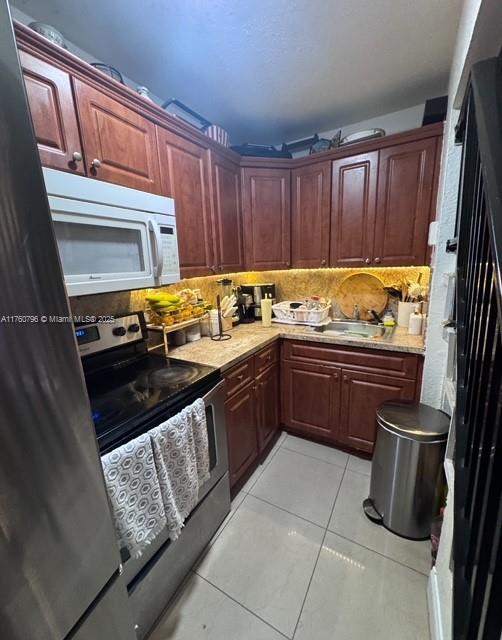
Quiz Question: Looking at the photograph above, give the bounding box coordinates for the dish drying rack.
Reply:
[272,301,331,326]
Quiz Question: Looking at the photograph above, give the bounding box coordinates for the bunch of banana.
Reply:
[145,292,183,314]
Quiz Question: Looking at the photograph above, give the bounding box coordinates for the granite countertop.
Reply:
[166,322,424,372]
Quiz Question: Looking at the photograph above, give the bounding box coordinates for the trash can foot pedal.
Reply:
[363,498,383,524]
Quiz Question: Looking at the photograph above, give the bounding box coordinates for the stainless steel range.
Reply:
[78,312,230,639]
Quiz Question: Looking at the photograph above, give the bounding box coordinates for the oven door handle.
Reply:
[148,218,164,279]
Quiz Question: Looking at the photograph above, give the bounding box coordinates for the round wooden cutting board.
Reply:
[337,273,388,321]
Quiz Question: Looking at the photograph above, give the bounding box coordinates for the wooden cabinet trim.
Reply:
[225,356,255,398]
[254,342,279,376]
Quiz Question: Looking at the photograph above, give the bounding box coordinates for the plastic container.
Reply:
[408,306,423,335]
[397,301,415,327]
[171,329,186,346]
[272,300,331,325]
[186,324,201,342]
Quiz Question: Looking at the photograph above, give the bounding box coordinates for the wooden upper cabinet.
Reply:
[156,127,214,277]
[291,162,331,268]
[330,152,378,267]
[73,79,161,193]
[19,50,84,174]
[373,138,437,266]
[339,369,416,453]
[210,152,244,273]
[241,167,291,270]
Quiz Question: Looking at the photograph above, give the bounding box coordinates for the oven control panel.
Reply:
[76,313,144,356]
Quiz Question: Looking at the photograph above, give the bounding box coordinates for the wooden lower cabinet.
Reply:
[281,360,340,441]
[224,347,281,489]
[225,382,258,488]
[256,362,280,452]
[281,341,421,454]
[339,369,416,453]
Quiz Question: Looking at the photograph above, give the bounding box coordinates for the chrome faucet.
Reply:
[352,304,360,321]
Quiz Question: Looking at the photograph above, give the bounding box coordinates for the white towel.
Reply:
[149,398,210,542]
[101,433,167,559]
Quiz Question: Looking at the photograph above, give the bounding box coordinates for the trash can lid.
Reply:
[376,400,450,442]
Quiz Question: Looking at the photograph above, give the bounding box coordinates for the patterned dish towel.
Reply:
[101,433,167,559]
[149,398,210,542]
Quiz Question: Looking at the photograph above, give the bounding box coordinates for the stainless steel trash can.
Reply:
[363,400,449,540]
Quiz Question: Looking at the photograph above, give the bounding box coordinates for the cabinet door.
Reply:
[373,138,437,266]
[241,167,291,270]
[210,152,244,273]
[340,370,416,453]
[225,383,259,488]
[157,127,215,277]
[330,152,378,267]
[256,363,280,453]
[73,79,161,193]
[19,50,84,174]
[281,360,340,441]
[291,162,331,267]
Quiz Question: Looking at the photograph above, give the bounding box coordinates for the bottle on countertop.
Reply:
[260,294,273,328]
[408,305,423,335]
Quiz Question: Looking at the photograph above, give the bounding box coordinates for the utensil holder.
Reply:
[397,301,415,327]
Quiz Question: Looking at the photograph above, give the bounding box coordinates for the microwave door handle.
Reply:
[148,219,164,279]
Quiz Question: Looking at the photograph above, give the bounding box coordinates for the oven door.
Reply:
[50,196,156,296]
[119,378,228,586]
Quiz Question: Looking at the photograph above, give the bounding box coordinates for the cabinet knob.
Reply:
[374,257,381,264]
[285,261,291,268]
[321,259,327,266]
[91,158,102,169]
[237,374,244,381]
[211,265,217,273]
[343,375,348,383]
[333,372,339,381]
[219,265,224,271]
[365,258,371,265]
[72,151,82,162]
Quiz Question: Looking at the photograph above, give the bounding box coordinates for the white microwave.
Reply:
[43,168,180,296]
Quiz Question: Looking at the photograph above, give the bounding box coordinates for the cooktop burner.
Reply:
[83,352,220,452]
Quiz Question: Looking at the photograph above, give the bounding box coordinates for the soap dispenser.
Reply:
[408,305,423,335]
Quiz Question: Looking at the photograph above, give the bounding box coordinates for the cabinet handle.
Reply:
[91,158,102,169]
[343,375,348,383]
[211,265,217,273]
[285,261,291,267]
[219,265,224,271]
[365,258,371,264]
[333,372,339,381]
[72,151,82,162]
[237,374,244,381]
[321,259,327,266]
[374,257,381,264]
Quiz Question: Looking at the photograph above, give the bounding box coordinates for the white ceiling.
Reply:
[12,0,463,144]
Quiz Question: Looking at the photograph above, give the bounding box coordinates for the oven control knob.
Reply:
[112,326,127,337]
[128,323,140,333]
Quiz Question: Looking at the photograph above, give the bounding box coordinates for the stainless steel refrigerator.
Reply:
[0,3,136,639]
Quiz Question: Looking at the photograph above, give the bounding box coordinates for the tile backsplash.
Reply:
[70,266,430,319]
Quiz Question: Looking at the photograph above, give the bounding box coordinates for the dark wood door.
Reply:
[373,138,437,266]
[291,162,331,267]
[157,127,215,277]
[225,383,259,488]
[281,360,340,441]
[330,151,378,267]
[73,79,161,193]
[256,363,279,453]
[210,152,244,273]
[19,50,85,174]
[340,369,416,453]
[241,167,291,270]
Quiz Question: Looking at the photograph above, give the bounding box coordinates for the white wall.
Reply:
[423,1,502,638]
[9,5,166,106]
[284,103,425,156]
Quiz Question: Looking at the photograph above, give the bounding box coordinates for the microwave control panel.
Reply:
[159,225,180,277]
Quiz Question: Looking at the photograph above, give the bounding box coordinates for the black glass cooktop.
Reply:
[84,352,220,453]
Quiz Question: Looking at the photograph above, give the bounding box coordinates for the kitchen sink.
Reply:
[317,320,388,339]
